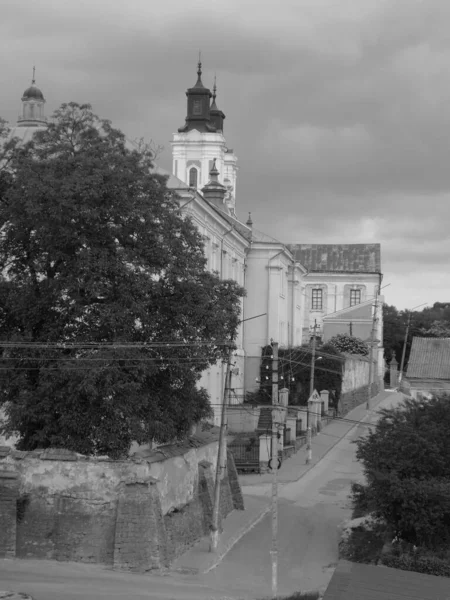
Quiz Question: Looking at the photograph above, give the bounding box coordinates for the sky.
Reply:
[1,0,449,311]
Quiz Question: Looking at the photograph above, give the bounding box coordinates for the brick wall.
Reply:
[0,432,244,570]
[0,470,19,557]
[340,381,380,416]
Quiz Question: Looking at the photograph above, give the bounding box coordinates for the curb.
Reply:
[203,502,271,573]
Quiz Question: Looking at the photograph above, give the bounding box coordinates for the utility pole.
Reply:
[306,320,317,465]
[366,294,378,411]
[398,312,411,386]
[210,344,233,552]
[398,303,427,384]
[270,341,279,600]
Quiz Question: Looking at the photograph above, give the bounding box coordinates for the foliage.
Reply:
[339,523,386,564]
[383,302,450,366]
[328,333,369,356]
[350,482,375,518]
[419,319,450,337]
[381,551,450,578]
[247,343,343,406]
[0,103,244,458]
[353,395,450,549]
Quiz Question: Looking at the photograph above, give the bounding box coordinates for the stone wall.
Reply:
[340,381,380,416]
[0,431,244,570]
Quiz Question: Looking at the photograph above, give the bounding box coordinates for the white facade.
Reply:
[243,242,307,392]
[161,171,249,424]
[172,130,238,215]
[301,273,380,339]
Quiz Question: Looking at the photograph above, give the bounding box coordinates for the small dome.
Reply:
[22,84,44,101]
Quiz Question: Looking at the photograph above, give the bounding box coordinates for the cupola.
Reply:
[178,60,216,133]
[17,68,46,128]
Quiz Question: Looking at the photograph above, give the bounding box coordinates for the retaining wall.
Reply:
[0,431,243,570]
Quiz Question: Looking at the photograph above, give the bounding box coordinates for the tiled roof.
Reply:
[286,244,381,273]
[406,337,450,380]
[323,560,450,600]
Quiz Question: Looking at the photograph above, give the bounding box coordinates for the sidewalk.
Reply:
[171,389,395,575]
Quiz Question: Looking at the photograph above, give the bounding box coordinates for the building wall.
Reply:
[172,129,238,212]
[407,379,450,399]
[243,245,305,392]
[178,194,247,423]
[301,274,380,340]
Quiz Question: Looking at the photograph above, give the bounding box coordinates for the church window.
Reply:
[189,167,198,188]
[312,288,323,310]
[350,289,361,306]
[193,99,202,115]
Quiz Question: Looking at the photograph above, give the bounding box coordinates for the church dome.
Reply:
[22,84,44,101]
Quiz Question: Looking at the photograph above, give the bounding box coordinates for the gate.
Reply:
[228,436,260,473]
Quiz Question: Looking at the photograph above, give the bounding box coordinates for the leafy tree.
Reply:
[354,395,450,549]
[328,333,368,356]
[419,320,450,337]
[248,343,343,407]
[0,103,244,458]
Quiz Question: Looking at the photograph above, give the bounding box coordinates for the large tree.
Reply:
[354,395,450,549]
[0,103,244,457]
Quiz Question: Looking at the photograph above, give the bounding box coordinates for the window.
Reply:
[193,99,202,115]
[189,167,198,188]
[312,288,323,310]
[350,289,361,307]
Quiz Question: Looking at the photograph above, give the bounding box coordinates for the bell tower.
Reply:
[172,61,238,215]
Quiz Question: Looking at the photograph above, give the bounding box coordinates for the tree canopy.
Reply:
[0,103,244,458]
[328,333,369,356]
[354,395,450,549]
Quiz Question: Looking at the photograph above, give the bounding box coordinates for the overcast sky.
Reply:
[1,0,449,311]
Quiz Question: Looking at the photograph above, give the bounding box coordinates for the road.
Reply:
[202,391,404,599]
[0,392,403,600]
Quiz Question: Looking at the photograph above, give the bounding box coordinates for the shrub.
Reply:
[339,524,386,564]
[350,482,374,518]
[328,333,369,356]
[381,552,450,578]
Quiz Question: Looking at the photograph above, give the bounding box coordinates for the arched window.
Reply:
[189,167,198,188]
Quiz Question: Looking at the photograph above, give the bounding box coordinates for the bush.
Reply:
[328,333,369,356]
[381,552,450,578]
[339,524,386,564]
[350,482,373,518]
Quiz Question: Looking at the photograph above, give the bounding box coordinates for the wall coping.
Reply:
[0,429,221,467]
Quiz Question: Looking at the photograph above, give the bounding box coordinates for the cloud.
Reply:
[1,0,449,309]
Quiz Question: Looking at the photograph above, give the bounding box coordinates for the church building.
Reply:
[2,67,385,424]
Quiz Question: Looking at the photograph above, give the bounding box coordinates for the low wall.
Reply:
[340,381,380,416]
[228,405,260,433]
[0,431,243,570]
[341,355,370,394]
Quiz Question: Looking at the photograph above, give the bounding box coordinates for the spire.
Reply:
[195,51,204,88]
[32,65,36,85]
[201,159,227,208]
[177,56,215,132]
[209,75,225,132]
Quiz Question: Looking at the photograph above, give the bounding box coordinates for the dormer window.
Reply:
[189,167,198,188]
